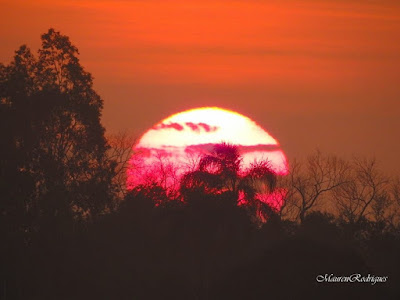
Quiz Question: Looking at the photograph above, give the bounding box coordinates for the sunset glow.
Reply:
[128,107,288,210]
[1,0,399,175]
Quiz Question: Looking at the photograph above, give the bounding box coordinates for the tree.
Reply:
[0,28,116,235]
[391,178,400,228]
[127,150,182,207]
[180,143,241,197]
[180,143,278,223]
[287,150,349,224]
[106,131,136,201]
[275,175,298,221]
[334,157,389,226]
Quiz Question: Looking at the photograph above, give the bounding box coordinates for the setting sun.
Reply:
[128,107,288,194]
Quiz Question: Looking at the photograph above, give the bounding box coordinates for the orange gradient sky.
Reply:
[1,0,400,173]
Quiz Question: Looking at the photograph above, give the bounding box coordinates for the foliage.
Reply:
[0,29,116,235]
[180,142,278,223]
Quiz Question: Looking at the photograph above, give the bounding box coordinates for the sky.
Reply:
[1,0,400,174]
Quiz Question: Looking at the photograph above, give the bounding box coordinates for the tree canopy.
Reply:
[0,29,116,236]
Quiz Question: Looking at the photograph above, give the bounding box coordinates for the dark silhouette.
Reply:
[1,29,399,299]
[181,142,279,224]
[0,29,117,299]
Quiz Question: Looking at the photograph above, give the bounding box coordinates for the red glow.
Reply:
[128,107,289,212]
[255,189,287,211]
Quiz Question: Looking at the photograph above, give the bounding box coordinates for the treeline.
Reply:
[1,29,399,299]
[129,145,400,230]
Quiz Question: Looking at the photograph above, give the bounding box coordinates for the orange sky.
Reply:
[1,0,400,173]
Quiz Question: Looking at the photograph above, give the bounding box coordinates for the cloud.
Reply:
[153,122,219,132]
[154,122,184,131]
[184,143,215,154]
[236,144,281,153]
[183,143,280,154]
[185,122,218,132]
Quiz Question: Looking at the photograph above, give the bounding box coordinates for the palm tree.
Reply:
[180,143,278,222]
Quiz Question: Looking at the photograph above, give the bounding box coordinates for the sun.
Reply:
[139,107,279,148]
[127,107,288,206]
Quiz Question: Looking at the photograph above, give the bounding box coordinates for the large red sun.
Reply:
[127,107,288,208]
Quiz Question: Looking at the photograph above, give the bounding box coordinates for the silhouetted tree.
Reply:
[0,28,116,236]
[181,143,278,223]
[388,177,400,229]
[106,131,136,201]
[334,157,388,226]
[287,150,349,223]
